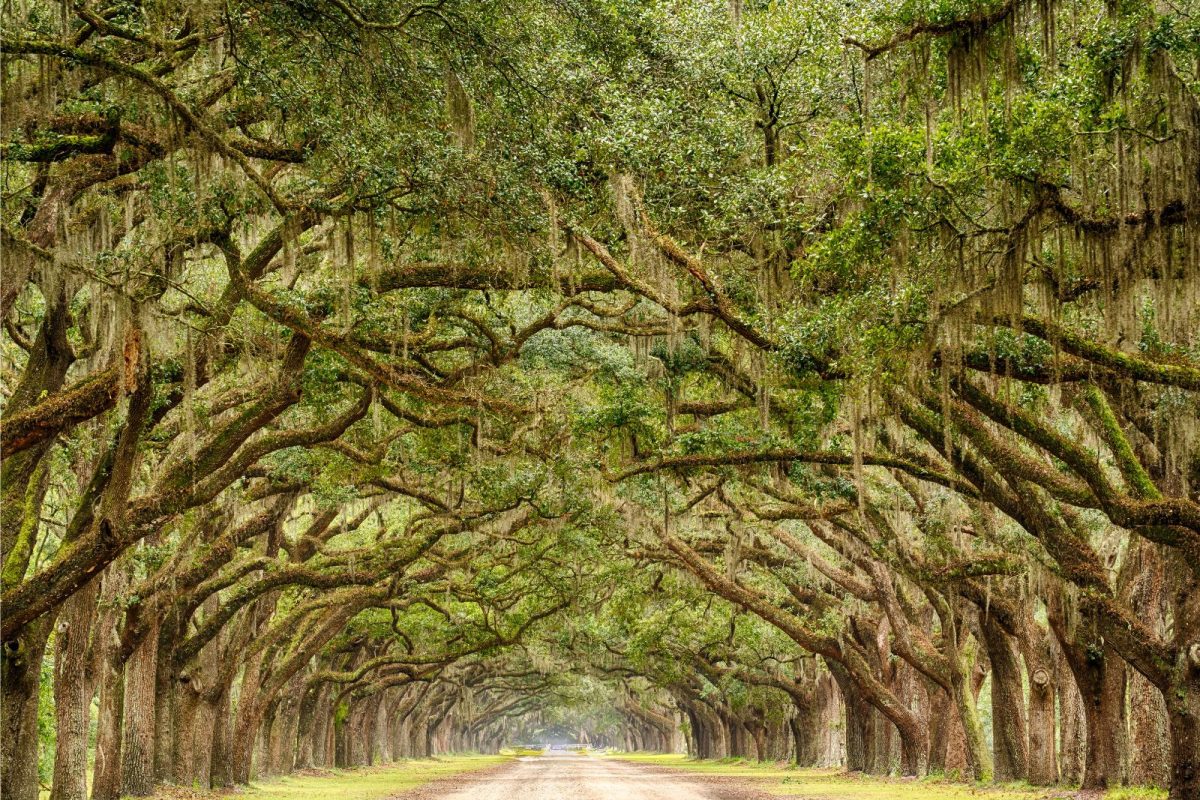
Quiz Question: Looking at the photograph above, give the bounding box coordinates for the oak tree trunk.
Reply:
[92,651,126,800]
[1129,668,1170,788]
[1166,668,1200,800]
[121,614,160,797]
[1064,643,1128,789]
[951,645,993,783]
[0,618,54,800]
[1024,627,1058,786]
[49,582,99,800]
[1058,642,1086,785]
[790,698,821,766]
[982,617,1028,781]
[171,681,202,786]
[209,686,235,789]
[153,636,175,784]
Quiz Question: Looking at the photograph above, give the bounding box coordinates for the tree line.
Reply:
[1,1,1197,799]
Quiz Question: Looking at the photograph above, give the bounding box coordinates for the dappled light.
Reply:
[1,1,1197,799]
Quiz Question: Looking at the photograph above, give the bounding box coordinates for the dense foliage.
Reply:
[2,1,1198,799]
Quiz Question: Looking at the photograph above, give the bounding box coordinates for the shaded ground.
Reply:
[396,752,769,800]
[610,755,1168,800]
[197,757,504,800]
[133,754,1170,800]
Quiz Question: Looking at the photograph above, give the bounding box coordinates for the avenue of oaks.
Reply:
[1,2,1198,800]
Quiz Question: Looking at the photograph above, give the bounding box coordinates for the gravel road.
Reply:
[399,752,768,800]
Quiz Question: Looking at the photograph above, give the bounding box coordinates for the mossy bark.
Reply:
[1167,673,1200,800]
[91,652,126,800]
[832,665,879,774]
[121,609,160,796]
[1061,640,1128,789]
[1025,632,1058,786]
[982,617,1028,781]
[92,565,130,800]
[0,617,54,800]
[1058,644,1086,785]
[209,686,235,789]
[48,580,99,800]
[790,696,821,766]
[926,683,953,774]
[950,646,993,783]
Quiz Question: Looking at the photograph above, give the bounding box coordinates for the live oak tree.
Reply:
[2,1,1198,799]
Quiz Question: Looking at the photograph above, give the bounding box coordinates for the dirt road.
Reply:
[401,752,766,800]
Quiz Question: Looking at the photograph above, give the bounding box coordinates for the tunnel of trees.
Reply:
[1,0,1198,798]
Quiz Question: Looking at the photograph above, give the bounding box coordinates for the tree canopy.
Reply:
[2,1,1199,799]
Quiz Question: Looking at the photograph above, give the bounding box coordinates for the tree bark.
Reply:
[1058,643,1086,786]
[0,294,72,800]
[1166,663,1200,800]
[255,700,278,777]
[49,581,100,800]
[171,680,202,787]
[91,562,131,800]
[1056,631,1128,789]
[981,616,1028,781]
[926,682,952,774]
[312,689,333,767]
[950,641,992,783]
[1,289,73,560]
[1128,668,1170,788]
[209,686,235,789]
[121,613,160,796]
[0,617,54,800]
[190,693,218,789]
[816,673,844,767]
[230,651,266,782]
[790,697,820,766]
[833,667,878,774]
[153,633,175,784]
[1023,626,1058,786]
[294,684,323,770]
[271,685,302,774]
[92,650,126,800]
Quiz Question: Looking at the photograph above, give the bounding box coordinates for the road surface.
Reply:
[405,752,763,800]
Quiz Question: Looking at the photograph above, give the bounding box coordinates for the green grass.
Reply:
[41,758,511,800]
[206,756,508,800]
[611,754,1168,800]
[503,746,546,757]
